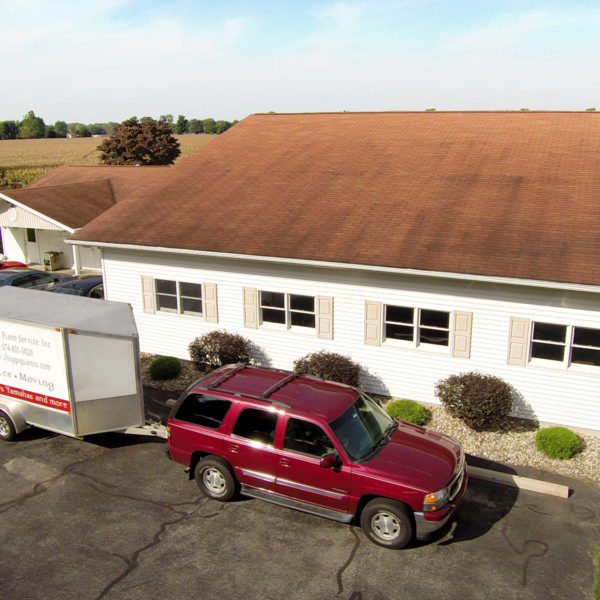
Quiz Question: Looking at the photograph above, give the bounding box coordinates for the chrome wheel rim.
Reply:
[202,467,226,496]
[0,416,9,438]
[371,511,401,541]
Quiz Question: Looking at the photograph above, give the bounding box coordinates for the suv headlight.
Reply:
[423,487,449,512]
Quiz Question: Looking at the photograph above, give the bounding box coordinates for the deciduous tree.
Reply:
[98,117,181,165]
[54,121,68,137]
[0,121,19,139]
[188,118,204,134]
[202,118,216,134]
[19,110,45,138]
[175,114,189,134]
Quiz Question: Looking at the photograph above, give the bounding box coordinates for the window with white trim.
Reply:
[531,322,600,367]
[384,305,450,347]
[156,279,203,316]
[260,291,315,330]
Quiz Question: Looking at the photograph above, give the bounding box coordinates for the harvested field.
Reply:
[0,134,215,188]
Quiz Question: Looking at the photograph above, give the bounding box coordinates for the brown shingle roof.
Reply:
[67,112,600,286]
[8,179,115,229]
[8,165,172,229]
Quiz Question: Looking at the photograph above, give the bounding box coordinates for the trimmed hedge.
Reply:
[293,351,361,387]
[535,426,580,460]
[435,371,513,431]
[149,356,182,381]
[188,330,252,370]
[386,400,428,426]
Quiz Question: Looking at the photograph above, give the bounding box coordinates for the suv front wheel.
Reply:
[360,498,413,549]
[194,456,237,502]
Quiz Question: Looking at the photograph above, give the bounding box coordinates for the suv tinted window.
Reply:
[283,418,336,458]
[175,394,232,429]
[232,408,278,446]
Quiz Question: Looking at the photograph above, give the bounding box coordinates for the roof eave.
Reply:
[67,239,600,295]
[0,191,76,233]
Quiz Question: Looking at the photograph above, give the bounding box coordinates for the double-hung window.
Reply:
[530,322,600,368]
[141,276,218,322]
[384,305,451,348]
[260,291,316,330]
[155,279,203,316]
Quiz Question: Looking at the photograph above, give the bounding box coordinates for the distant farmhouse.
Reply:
[2,111,599,431]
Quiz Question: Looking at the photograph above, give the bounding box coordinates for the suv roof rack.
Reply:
[205,365,298,409]
[206,363,247,389]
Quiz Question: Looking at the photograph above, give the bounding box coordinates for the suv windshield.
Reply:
[330,393,395,462]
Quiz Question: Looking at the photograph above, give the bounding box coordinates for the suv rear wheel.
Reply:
[360,498,413,549]
[194,456,237,502]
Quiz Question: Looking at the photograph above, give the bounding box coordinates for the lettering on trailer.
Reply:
[0,323,69,404]
[0,384,70,413]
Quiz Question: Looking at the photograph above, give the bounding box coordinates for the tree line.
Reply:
[0,111,237,140]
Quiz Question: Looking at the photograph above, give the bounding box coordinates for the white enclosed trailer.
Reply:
[0,287,162,440]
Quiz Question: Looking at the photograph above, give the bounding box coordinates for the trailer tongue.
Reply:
[0,287,166,441]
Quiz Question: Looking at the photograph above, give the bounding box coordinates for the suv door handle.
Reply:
[280,458,291,467]
[228,444,240,453]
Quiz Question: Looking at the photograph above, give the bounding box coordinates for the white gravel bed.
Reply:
[419,404,600,485]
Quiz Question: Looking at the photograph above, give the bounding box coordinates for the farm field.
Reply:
[0,134,215,189]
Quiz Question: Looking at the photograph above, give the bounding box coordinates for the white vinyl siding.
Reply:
[103,248,600,431]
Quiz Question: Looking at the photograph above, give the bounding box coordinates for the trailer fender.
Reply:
[0,399,29,434]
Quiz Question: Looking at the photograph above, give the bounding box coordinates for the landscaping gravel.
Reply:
[421,403,600,485]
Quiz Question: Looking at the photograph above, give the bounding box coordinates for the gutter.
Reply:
[66,239,600,295]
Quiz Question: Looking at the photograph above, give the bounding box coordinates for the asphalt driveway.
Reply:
[0,429,598,600]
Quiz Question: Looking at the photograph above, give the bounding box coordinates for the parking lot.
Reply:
[0,429,598,600]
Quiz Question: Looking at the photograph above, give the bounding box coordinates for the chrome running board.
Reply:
[240,485,353,524]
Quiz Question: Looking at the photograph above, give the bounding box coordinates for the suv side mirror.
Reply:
[320,453,339,469]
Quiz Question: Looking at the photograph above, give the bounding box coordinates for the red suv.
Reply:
[166,364,467,549]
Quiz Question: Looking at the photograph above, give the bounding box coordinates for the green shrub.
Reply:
[434,371,512,431]
[188,330,251,370]
[149,356,182,381]
[535,426,580,460]
[293,351,361,387]
[386,400,428,426]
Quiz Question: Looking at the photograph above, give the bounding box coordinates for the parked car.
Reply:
[0,268,74,291]
[166,364,467,549]
[52,276,104,299]
[0,260,27,270]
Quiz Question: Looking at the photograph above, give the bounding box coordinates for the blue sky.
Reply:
[2,0,599,123]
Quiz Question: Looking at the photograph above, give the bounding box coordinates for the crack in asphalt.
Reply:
[0,451,116,514]
[76,477,230,600]
[87,482,210,600]
[500,522,549,587]
[336,527,361,596]
[0,449,219,600]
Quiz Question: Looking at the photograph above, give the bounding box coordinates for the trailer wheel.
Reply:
[0,411,16,441]
[194,456,237,502]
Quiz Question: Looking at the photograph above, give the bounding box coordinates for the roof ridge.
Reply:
[250,110,599,115]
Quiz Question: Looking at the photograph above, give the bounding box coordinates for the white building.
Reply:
[9,112,600,430]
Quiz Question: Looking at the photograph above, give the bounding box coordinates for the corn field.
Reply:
[0,134,214,190]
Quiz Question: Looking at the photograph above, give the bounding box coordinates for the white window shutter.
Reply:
[507,317,530,366]
[141,276,155,314]
[364,301,382,346]
[243,287,258,328]
[317,296,334,339]
[452,311,473,358]
[203,283,218,323]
